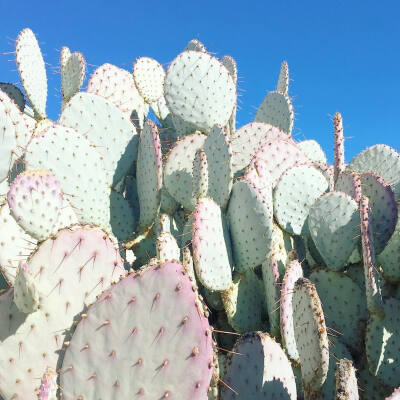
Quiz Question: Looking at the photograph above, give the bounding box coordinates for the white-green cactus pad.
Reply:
[221,332,297,399]
[61,51,85,103]
[13,263,40,313]
[203,124,233,209]
[15,28,47,119]
[276,61,289,96]
[378,216,400,281]
[0,227,125,400]
[109,190,136,242]
[0,178,9,203]
[60,92,138,185]
[310,269,367,352]
[274,164,329,236]
[347,144,400,200]
[280,260,303,361]
[0,83,25,111]
[228,179,273,271]
[185,39,207,52]
[25,124,111,228]
[60,261,213,400]
[165,50,236,132]
[60,46,71,69]
[136,120,162,228]
[255,91,294,135]
[360,172,397,254]
[335,358,359,400]
[86,63,148,125]
[231,122,291,173]
[221,270,266,333]
[298,140,327,164]
[192,149,209,202]
[308,191,360,271]
[0,202,37,284]
[164,132,207,210]
[192,197,232,291]
[250,139,310,187]
[293,278,329,395]
[133,57,165,103]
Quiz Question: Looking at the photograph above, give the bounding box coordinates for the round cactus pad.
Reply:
[297,140,327,164]
[165,50,236,131]
[335,170,362,202]
[221,332,297,399]
[255,91,294,135]
[274,164,329,236]
[60,261,214,400]
[0,83,25,111]
[308,191,360,271]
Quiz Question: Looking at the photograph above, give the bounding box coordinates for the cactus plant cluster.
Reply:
[0,28,399,400]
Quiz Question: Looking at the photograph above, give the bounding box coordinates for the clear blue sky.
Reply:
[0,0,398,163]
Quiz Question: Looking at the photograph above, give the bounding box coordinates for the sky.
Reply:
[0,0,398,163]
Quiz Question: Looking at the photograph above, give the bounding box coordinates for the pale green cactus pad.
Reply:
[334,358,359,400]
[192,197,232,291]
[274,164,329,236]
[276,61,289,96]
[221,270,265,333]
[227,179,273,271]
[59,92,138,186]
[60,46,71,69]
[133,57,165,103]
[347,144,400,201]
[164,132,207,210]
[184,39,207,52]
[165,50,236,132]
[255,91,294,135]
[15,28,47,119]
[0,83,25,111]
[310,269,367,352]
[192,149,209,202]
[231,122,291,173]
[335,170,362,202]
[308,191,360,271]
[297,140,327,164]
[378,216,400,281]
[203,124,233,208]
[221,332,297,399]
[61,51,85,103]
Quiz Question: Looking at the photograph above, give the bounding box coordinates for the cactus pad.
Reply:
[60,261,213,400]
[335,170,362,202]
[61,51,85,103]
[335,358,359,400]
[133,57,165,103]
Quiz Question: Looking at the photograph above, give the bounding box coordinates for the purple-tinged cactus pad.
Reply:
[192,197,232,291]
[347,144,400,201]
[242,158,273,202]
[0,202,37,284]
[221,332,297,399]
[221,270,265,333]
[335,358,359,400]
[387,387,400,400]
[255,91,294,135]
[7,170,63,241]
[25,124,110,229]
[60,261,214,400]
[335,170,362,202]
[293,278,329,395]
[280,260,303,361]
[231,122,292,173]
[310,269,367,352]
[228,179,273,271]
[274,164,329,236]
[360,172,397,254]
[334,112,345,182]
[60,92,138,186]
[250,139,310,187]
[0,227,125,400]
[86,63,148,125]
[164,132,207,210]
[136,120,162,228]
[203,124,233,208]
[308,191,360,271]
[15,28,47,119]
[165,50,236,132]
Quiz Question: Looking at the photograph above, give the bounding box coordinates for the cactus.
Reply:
[0,26,399,399]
